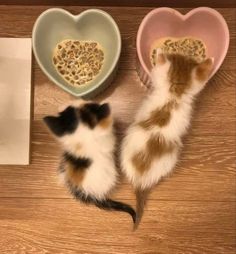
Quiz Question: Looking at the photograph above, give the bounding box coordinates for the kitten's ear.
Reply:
[155,48,166,65]
[43,116,64,137]
[98,103,111,120]
[44,107,78,136]
[195,57,214,81]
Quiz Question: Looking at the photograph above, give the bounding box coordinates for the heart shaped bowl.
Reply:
[136,7,230,87]
[32,8,121,98]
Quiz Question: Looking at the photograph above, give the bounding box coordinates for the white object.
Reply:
[0,38,32,165]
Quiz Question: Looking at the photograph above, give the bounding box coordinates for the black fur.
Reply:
[63,152,92,170]
[84,103,110,121]
[68,184,136,223]
[44,106,78,137]
[45,102,136,222]
[80,106,97,129]
[95,199,136,223]
[80,103,110,129]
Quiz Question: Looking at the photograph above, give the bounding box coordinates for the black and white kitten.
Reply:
[44,100,136,223]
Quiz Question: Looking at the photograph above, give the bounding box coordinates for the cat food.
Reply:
[53,39,104,86]
[150,37,207,66]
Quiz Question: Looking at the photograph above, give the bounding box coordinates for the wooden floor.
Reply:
[0,6,235,254]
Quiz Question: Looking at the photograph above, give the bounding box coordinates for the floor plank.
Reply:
[4,0,236,8]
[0,135,235,201]
[34,69,236,135]
[0,199,235,254]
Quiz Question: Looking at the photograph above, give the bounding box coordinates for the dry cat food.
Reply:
[53,39,104,86]
[150,37,207,66]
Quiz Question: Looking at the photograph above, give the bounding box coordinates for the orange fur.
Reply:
[98,116,112,129]
[167,54,198,96]
[196,58,213,81]
[157,53,166,65]
[65,162,87,186]
[75,143,82,153]
[138,100,178,129]
[131,134,176,175]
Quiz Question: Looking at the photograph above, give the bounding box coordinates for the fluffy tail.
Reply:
[71,187,136,223]
[94,198,136,223]
[133,188,150,230]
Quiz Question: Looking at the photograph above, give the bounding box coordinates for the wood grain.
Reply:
[0,199,235,254]
[0,134,235,201]
[0,5,235,254]
[2,0,236,7]
[34,68,236,136]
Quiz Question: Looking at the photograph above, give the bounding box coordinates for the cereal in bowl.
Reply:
[53,39,104,86]
[150,37,207,66]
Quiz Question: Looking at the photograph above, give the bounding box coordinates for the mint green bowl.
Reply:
[32,8,121,98]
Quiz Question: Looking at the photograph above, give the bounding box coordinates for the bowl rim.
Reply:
[32,8,121,97]
[136,7,230,78]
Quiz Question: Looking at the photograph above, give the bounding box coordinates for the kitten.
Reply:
[44,100,136,223]
[121,49,214,229]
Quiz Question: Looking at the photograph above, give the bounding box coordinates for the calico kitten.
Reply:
[121,49,214,229]
[44,100,136,223]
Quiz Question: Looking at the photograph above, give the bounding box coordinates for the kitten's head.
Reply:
[151,49,214,96]
[43,100,112,140]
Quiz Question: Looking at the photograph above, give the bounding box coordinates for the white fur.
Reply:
[121,54,210,190]
[58,102,117,200]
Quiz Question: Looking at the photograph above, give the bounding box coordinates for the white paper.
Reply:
[0,38,32,165]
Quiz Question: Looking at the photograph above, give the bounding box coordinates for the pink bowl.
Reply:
[136,7,230,86]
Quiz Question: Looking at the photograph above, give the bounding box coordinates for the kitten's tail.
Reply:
[71,188,136,223]
[133,187,150,231]
[94,199,136,223]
